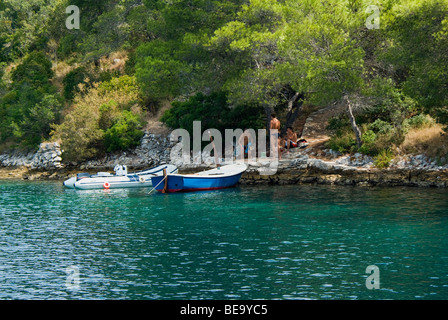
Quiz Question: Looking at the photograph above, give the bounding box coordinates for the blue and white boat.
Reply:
[64,164,178,190]
[150,163,247,193]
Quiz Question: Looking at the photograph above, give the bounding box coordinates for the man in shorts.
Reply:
[270,113,281,160]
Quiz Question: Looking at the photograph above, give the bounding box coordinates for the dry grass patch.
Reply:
[52,61,75,91]
[99,50,128,73]
[400,123,448,159]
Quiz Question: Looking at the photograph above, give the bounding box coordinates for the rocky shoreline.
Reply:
[241,156,448,188]
[0,142,63,171]
[0,130,173,181]
[1,131,447,188]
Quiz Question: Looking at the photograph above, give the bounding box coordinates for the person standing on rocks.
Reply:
[270,113,282,160]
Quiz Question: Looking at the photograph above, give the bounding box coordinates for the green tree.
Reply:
[62,67,89,100]
[0,51,62,146]
[0,0,62,62]
[0,62,6,95]
[134,0,246,104]
[207,0,368,140]
[135,40,192,103]
[11,51,54,86]
[382,0,448,127]
[16,94,64,146]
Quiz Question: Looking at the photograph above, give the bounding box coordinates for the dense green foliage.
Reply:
[51,75,142,161]
[103,110,145,153]
[161,92,265,135]
[0,51,63,146]
[0,0,447,160]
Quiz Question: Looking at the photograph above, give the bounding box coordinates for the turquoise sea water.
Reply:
[0,180,447,300]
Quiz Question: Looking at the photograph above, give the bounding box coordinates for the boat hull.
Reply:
[64,164,178,190]
[63,177,77,189]
[151,173,243,193]
[74,174,153,190]
[182,173,243,192]
[150,164,246,193]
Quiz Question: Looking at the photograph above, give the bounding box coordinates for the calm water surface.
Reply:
[0,180,447,300]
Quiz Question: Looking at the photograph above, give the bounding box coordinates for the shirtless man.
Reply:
[270,113,280,131]
[284,127,298,153]
[270,113,281,160]
[237,129,254,159]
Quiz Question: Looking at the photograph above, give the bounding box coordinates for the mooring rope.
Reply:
[148,174,168,195]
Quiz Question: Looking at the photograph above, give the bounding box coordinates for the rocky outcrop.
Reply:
[389,154,448,171]
[71,131,174,170]
[0,142,63,170]
[0,131,174,179]
[241,153,448,188]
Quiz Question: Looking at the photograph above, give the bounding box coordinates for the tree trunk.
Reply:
[265,105,271,135]
[281,92,304,137]
[346,96,363,149]
[265,105,272,151]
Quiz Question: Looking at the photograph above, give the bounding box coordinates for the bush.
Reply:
[52,76,144,162]
[21,94,64,146]
[98,100,121,130]
[98,75,140,102]
[52,102,104,161]
[403,114,434,130]
[104,111,145,152]
[374,149,394,169]
[63,67,89,100]
[368,119,394,135]
[326,129,357,154]
[11,51,54,86]
[327,117,401,157]
[434,106,448,131]
[326,115,358,154]
[58,34,79,58]
[326,115,351,135]
[358,129,378,155]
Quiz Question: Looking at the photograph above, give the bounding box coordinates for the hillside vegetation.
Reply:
[0,0,447,163]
